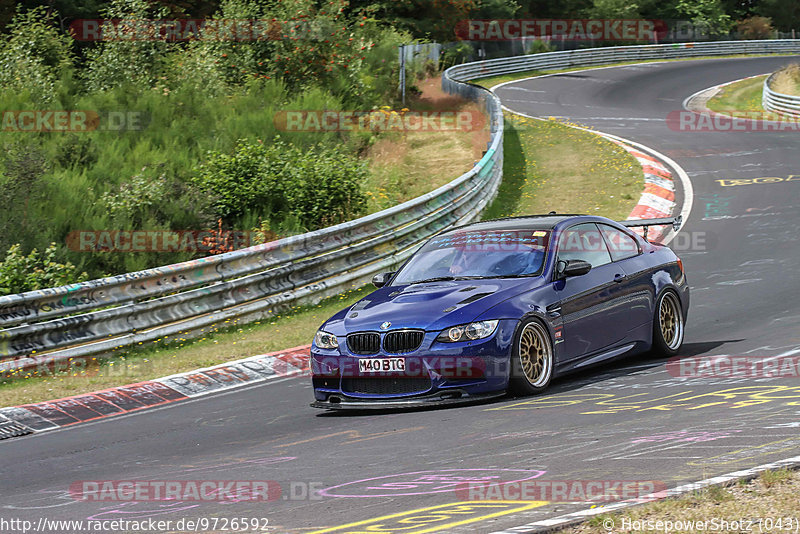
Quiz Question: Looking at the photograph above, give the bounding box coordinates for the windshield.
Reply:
[393,229,550,285]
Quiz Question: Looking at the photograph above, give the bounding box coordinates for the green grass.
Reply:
[706,75,768,113]
[364,100,488,213]
[485,114,642,221]
[760,468,795,488]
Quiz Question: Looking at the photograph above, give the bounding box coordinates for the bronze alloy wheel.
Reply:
[518,321,552,387]
[658,291,684,350]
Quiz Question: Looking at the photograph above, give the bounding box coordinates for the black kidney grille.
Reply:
[383,330,424,353]
[342,377,432,395]
[347,332,380,355]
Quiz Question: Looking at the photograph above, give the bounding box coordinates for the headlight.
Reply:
[314,330,339,349]
[436,320,498,342]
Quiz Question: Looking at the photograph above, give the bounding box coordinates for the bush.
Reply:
[442,42,473,68]
[0,243,88,295]
[527,40,555,54]
[82,0,174,92]
[0,0,406,281]
[194,138,368,232]
[0,141,49,253]
[737,16,774,40]
[100,168,215,230]
[0,6,73,105]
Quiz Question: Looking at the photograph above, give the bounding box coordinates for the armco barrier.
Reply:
[0,82,503,372]
[4,39,799,372]
[763,70,800,117]
[444,40,800,83]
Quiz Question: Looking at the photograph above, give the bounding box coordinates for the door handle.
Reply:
[614,273,627,283]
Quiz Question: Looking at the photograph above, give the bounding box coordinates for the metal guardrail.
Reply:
[4,39,798,371]
[445,40,800,83]
[763,71,800,117]
[0,91,503,371]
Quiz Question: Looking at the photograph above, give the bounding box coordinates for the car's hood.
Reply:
[323,278,541,334]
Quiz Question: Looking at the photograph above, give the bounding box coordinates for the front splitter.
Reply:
[310,391,505,410]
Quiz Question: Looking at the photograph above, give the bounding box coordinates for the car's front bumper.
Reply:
[310,319,518,405]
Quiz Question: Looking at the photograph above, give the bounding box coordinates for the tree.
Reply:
[588,0,642,18]
[676,0,733,37]
[758,0,800,32]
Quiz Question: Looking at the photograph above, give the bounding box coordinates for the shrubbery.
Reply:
[0,0,417,291]
[194,138,368,233]
[0,6,73,105]
[0,244,87,295]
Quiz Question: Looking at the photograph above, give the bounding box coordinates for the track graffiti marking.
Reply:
[699,194,734,218]
[306,501,549,534]
[488,386,800,413]
[716,176,800,187]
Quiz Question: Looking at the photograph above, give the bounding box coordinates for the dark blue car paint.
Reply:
[310,215,689,405]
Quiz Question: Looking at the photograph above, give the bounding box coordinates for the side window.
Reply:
[599,224,640,262]
[557,223,612,268]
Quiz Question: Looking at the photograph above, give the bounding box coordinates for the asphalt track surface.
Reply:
[3,56,800,533]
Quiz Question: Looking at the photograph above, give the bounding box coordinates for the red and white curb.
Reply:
[611,140,677,243]
[0,346,310,440]
[490,454,800,533]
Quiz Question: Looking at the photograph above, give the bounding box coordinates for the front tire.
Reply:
[653,290,684,356]
[508,319,553,395]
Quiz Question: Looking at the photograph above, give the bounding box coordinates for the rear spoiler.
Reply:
[619,215,682,241]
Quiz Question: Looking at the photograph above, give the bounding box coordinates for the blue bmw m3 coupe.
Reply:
[310,214,688,409]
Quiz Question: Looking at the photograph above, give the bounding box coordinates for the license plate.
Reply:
[358,358,406,373]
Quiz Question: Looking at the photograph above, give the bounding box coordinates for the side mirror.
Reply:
[557,260,592,279]
[372,271,396,288]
